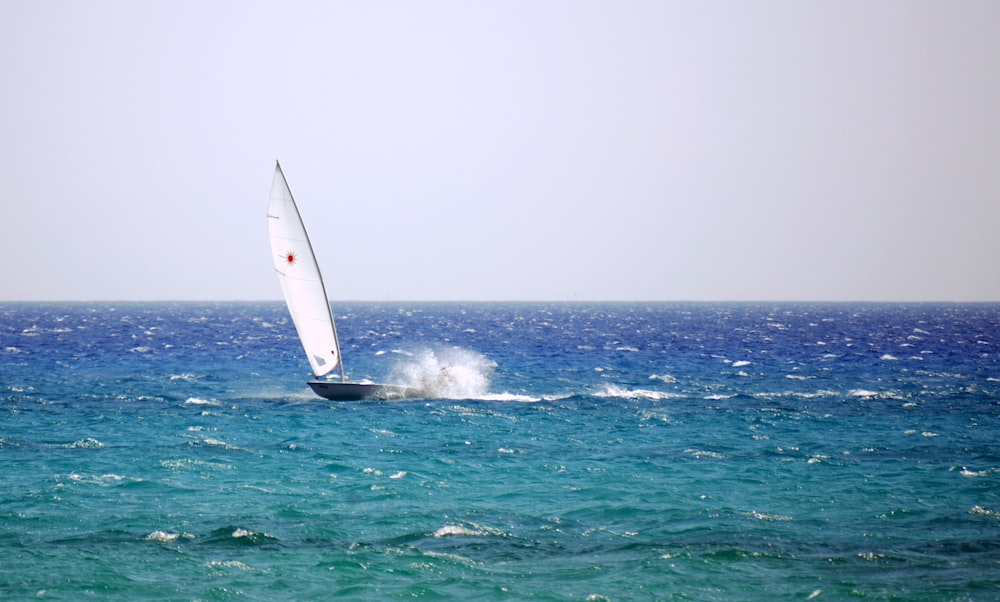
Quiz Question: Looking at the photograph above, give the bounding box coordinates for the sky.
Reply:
[1,1,998,302]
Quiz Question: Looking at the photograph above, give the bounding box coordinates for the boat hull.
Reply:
[307,381,418,401]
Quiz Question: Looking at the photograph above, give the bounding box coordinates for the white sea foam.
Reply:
[67,438,104,449]
[390,346,495,399]
[880,354,899,361]
[433,522,506,538]
[649,373,677,384]
[184,397,222,406]
[732,360,751,368]
[64,472,126,485]
[146,530,195,543]
[434,524,477,537]
[596,384,678,400]
[192,438,246,452]
[147,531,178,543]
[971,505,999,518]
[684,449,726,459]
[960,467,988,477]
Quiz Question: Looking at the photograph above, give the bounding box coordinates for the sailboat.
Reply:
[267,161,416,401]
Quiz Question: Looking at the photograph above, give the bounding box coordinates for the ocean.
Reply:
[1,301,998,600]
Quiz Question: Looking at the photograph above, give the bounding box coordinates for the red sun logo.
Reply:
[283,251,297,266]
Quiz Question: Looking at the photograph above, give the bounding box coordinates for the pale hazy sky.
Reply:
[2,1,998,301]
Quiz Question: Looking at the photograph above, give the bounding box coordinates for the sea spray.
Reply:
[390,346,495,398]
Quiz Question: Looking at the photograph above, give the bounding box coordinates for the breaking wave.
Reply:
[594,384,680,401]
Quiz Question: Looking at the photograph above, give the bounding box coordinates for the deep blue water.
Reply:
[2,302,999,600]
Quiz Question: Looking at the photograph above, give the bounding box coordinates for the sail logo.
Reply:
[282,251,298,266]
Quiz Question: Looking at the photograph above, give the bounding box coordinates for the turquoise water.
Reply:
[2,302,999,600]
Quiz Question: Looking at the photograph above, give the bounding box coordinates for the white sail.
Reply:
[267,161,343,379]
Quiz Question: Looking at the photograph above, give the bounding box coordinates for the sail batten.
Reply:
[267,161,343,380]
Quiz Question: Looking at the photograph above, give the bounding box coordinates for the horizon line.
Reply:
[2,298,999,304]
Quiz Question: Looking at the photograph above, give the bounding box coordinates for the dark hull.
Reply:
[307,381,419,401]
